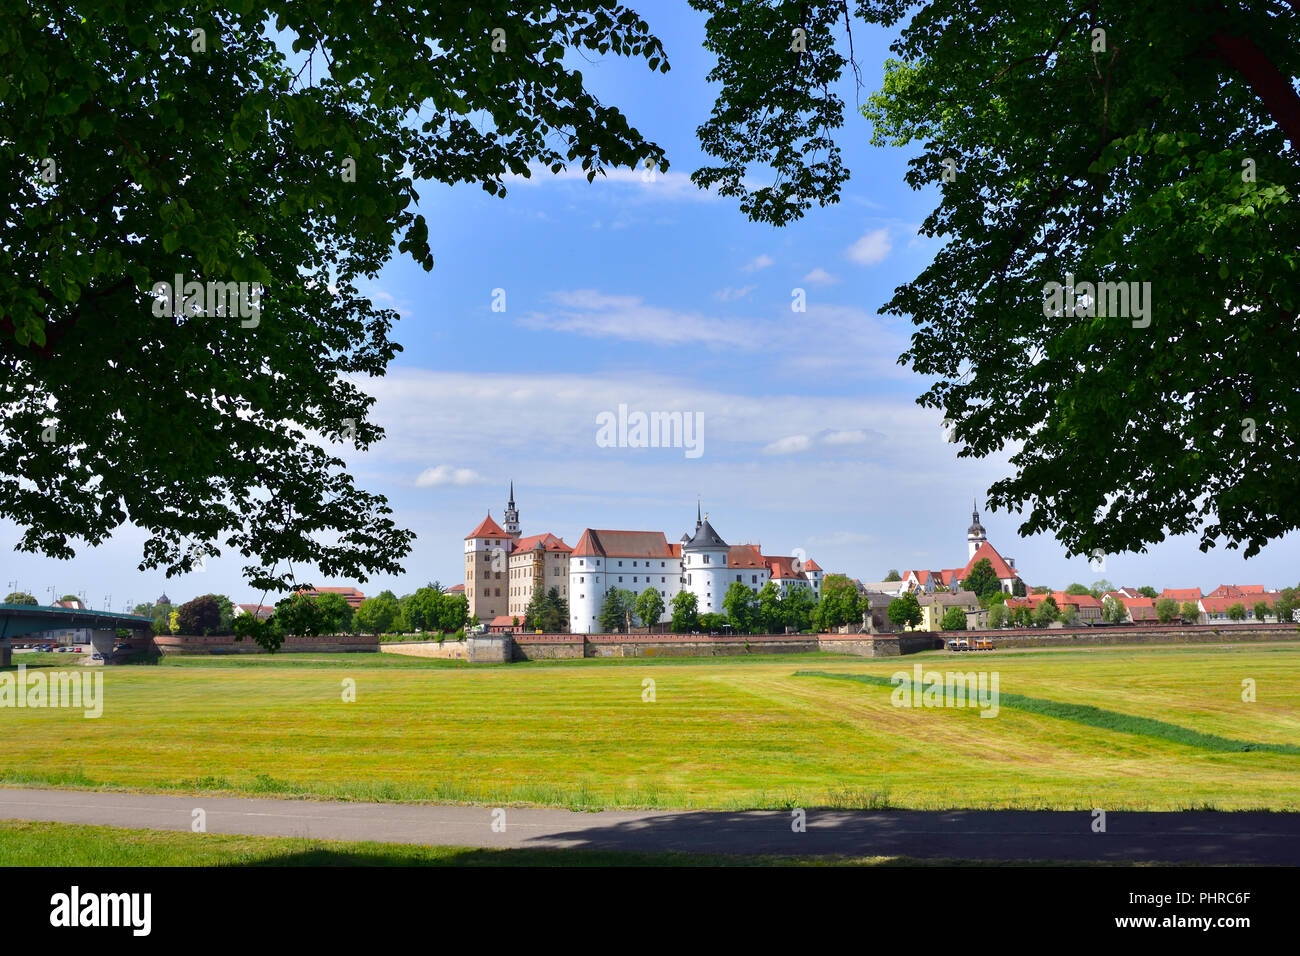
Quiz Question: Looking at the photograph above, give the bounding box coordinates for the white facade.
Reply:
[682,544,731,615]
[568,550,682,634]
[563,510,823,634]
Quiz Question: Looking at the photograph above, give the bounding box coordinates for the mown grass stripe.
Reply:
[794,670,1300,755]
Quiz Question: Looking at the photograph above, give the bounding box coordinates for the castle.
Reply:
[463,487,823,634]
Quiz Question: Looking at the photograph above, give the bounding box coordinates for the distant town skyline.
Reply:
[4,480,1297,611]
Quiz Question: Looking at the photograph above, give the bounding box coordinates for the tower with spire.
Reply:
[503,481,520,537]
[682,500,730,615]
[967,499,988,559]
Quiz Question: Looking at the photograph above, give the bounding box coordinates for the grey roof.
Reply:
[684,518,728,550]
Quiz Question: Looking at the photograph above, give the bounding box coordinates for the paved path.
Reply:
[1,788,1297,863]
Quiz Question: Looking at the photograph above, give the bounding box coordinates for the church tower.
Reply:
[967,499,987,559]
[503,481,520,537]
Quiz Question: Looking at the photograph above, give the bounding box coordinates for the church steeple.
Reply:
[503,481,520,537]
[967,498,987,559]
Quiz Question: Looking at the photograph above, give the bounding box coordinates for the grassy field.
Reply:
[1,643,1297,811]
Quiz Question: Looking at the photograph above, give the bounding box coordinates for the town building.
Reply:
[507,532,573,621]
[464,511,516,624]
[903,504,1024,597]
[913,590,982,632]
[296,586,366,609]
[569,528,682,633]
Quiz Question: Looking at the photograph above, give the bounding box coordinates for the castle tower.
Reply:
[682,505,730,615]
[967,499,987,559]
[465,512,511,625]
[503,482,520,537]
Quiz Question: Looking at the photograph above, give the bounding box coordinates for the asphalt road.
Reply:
[2,788,1298,863]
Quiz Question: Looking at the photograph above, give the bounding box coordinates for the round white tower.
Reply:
[568,530,604,634]
[682,503,730,615]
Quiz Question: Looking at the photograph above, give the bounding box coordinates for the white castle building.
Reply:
[567,502,823,634]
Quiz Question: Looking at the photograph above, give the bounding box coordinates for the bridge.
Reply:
[0,604,155,666]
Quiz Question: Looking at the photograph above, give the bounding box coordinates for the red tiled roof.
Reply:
[238,603,275,619]
[945,541,1020,584]
[1207,584,1266,599]
[727,544,766,569]
[1053,591,1102,609]
[296,586,367,608]
[1116,596,1157,620]
[1200,595,1275,613]
[510,532,572,555]
[803,558,822,571]
[445,584,465,593]
[465,513,509,540]
[766,556,807,580]
[1161,588,1202,602]
[489,615,515,626]
[571,529,675,559]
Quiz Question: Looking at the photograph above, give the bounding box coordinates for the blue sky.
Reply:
[3,5,1298,610]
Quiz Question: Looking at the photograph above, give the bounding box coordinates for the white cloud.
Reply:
[714,285,756,302]
[520,291,754,348]
[416,465,484,487]
[802,267,839,285]
[847,228,893,266]
[743,254,775,272]
[517,292,914,379]
[824,430,868,445]
[763,435,813,455]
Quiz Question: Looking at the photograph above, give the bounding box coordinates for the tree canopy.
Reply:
[961,558,1003,605]
[856,0,1299,559]
[7,0,1298,590]
[2,1,667,589]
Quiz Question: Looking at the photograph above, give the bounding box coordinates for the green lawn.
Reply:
[1,643,1296,811]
